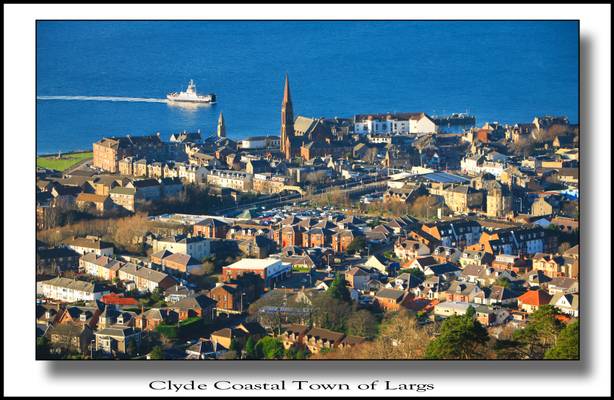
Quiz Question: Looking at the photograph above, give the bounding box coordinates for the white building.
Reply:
[117,263,176,293]
[461,156,506,177]
[549,293,579,318]
[63,237,114,257]
[207,169,253,192]
[177,163,209,184]
[153,234,211,261]
[222,258,292,287]
[239,135,280,150]
[409,113,438,134]
[38,277,109,302]
[354,112,438,135]
[394,239,431,261]
[434,301,471,317]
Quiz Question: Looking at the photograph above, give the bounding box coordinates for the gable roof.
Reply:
[518,289,552,306]
[345,266,370,277]
[37,247,80,260]
[375,288,405,301]
[119,264,172,283]
[304,327,344,343]
[47,322,89,337]
[163,252,199,267]
[171,294,216,310]
[425,262,461,276]
[550,293,579,310]
[41,277,106,293]
[412,256,438,267]
[282,324,309,336]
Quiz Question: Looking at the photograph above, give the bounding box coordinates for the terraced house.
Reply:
[468,226,557,256]
[206,169,253,192]
[421,219,482,248]
[63,236,114,257]
[79,253,123,281]
[39,277,109,302]
[117,264,177,293]
[93,134,185,173]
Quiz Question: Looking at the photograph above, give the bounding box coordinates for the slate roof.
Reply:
[36,247,80,260]
[64,237,113,250]
[41,277,106,293]
[95,326,139,337]
[119,264,171,284]
[375,288,405,301]
[171,294,216,310]
[426,262,461,276]
[304,327,344,343]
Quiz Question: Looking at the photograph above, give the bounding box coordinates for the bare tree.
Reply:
[312,311,432,360]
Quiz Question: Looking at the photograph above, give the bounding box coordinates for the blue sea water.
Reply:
[36,21,578,154]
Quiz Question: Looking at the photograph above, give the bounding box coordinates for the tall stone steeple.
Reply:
[217,112,226,138]
[280,74,294,160]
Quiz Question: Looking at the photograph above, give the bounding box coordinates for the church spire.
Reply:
[217,112,226,138]
[282,73,292,106]
[280,74,294,160]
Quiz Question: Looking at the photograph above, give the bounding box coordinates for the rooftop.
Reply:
[224,258,283,271]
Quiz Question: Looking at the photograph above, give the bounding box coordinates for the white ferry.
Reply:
[166,80,216,103]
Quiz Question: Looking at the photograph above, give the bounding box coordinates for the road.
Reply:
[214,175,389,216]
[64,158,93,175]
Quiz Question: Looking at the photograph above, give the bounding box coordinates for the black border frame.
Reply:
[34,18,582,362]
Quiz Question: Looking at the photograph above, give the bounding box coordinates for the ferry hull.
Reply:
[166,97,216,104]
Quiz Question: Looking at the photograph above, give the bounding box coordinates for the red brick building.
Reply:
[222,258,291,288]
[193,218,230,239]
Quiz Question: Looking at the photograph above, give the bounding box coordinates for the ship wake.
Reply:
[37,95,168,103]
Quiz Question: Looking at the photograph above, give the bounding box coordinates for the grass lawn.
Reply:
[37,151,93,172]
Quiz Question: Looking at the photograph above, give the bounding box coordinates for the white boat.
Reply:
[166,80,216,103]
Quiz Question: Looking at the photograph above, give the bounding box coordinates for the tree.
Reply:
[311,310,431,360]
[327,273,351,302]
[558,242,571,254]
[255,337,284,360]
[311,293,352,332]
[200,259,216,275]
[510,305,565,359]
[293,347,308,360]
[126,338,138,357]
[150,287,163,304]
[425,307,489,359]
[244,336,258,359]
[545,320,579,360]
[494,277,511,288]
[229,338,242,355]
[509,135,537,158]
[346,236,366,254]
[346,309,379,339]
[148,345,165,360]
[284,346,298,360]
[403,268,425,281]
[36,336,51,359]
[408,195,447,219]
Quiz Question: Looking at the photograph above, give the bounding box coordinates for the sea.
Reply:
[36,21,579,155]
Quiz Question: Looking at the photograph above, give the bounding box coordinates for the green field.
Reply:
[37,151,93,172]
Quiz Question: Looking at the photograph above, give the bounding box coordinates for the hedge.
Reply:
[156,317,203,339]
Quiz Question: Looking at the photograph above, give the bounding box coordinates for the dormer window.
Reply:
[117,316,124,324]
